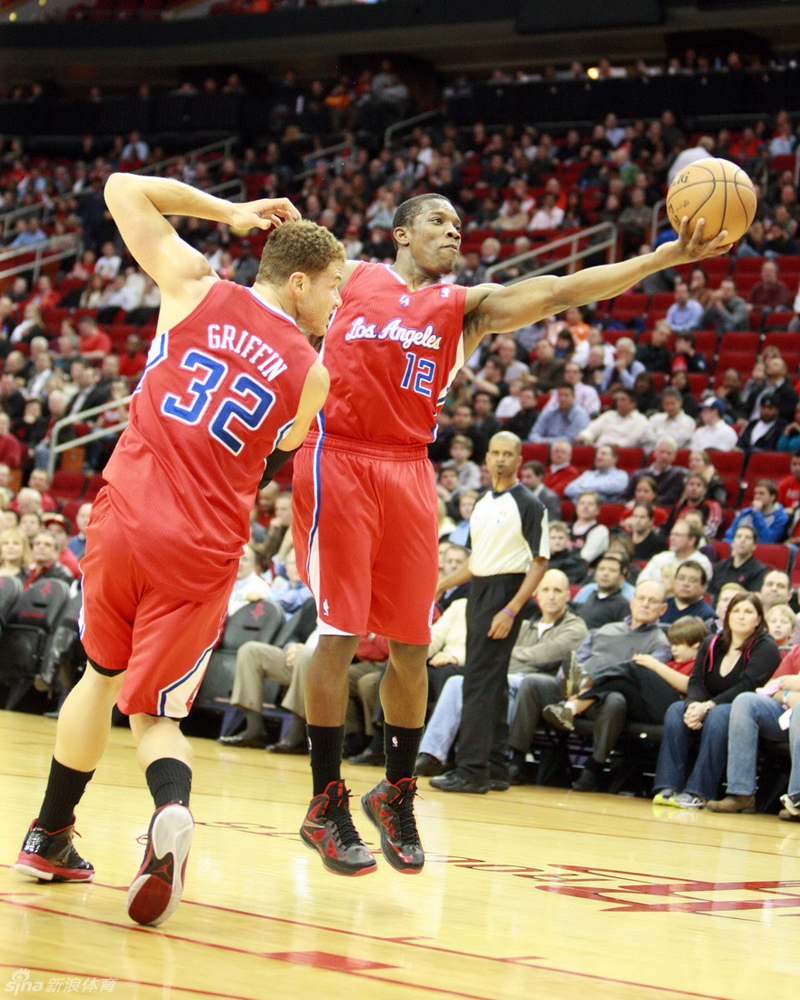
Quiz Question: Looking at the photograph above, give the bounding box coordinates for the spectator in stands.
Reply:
[421,596,468,722]
[528,383,590,444]
[469,392,503,461]
[685,448,727,505]
[738,394,787,451]
[665,472,723,540]
[689,397,738,452]
[600,338,645,393]
[547,520,589,585]
[567,491,610,565]
[227,544,272,617]
[715,368,749,423]
[565,445,628,503]
[700,277,750,334]
[672,331,707,374]
[745,356,798,423]
[777,405,800,453]
[436,544,471,614]
[10,218,47,249]
[76,317,112,364]
[446,491,478,548]
[766,603,797,650]
[67,502,91,561]
[267,549,312,614]
[758,569,795,613]
[749,259,792,310]
[444,434,482,494]
[23,529,74,590]
[666,280,703,333]
[576,388,655,451]
[0,411,22,469]
[619,501,666,561]
[709,525,769,598]
[639,517,713,585]
[660,560,715,625]
[777,452,800,514]
[41,512,80,580]
[543,439,580,497]
[0,525,30,583]
[652,593,780,808]
[531,580,671,787]
[120,131,149,165]
[620,437,686,506]
[687,266,713,311]
[572,552,632,629]
[529,191,564,231]
[528,338,565,392]
[619,475,668,528]
[708,641,800,815]
[518,460,560,523]
[648,388,696,449]
[503,386,538,440]
[64,360,107,417]
[725,479,788,542]
[94,241,122,282]
[542,360,601,417]
[635,321,672,374]
[26,470,57,512]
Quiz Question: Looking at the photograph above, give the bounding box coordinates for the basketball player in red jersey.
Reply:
[293,193,730,877]
[14,174,345,926]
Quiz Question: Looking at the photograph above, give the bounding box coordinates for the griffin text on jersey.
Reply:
[207,323,288,381]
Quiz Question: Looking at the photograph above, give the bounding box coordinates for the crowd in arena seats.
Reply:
[2,54,800,812]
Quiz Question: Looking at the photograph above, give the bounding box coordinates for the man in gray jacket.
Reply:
[415,569,587,778]
[509,579,670,785]
[700,278,750,335]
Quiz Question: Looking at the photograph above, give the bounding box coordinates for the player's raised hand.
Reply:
[230,197,301,233]
[662,216,732,264]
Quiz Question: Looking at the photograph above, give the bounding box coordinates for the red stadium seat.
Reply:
[744,451,792,480]
[753,544,792,572]
[718,331,760,353]
[49,471,86,503]
[521,443,549,464]
[571,445,595,470]
[83,474,107,501]
[616,448,645,472]
[597,503,627,527]
[711,451,745,476]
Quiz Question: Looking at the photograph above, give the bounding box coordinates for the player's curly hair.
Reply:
[257,220,345,285]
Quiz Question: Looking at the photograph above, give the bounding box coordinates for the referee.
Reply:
[430,431,549,793]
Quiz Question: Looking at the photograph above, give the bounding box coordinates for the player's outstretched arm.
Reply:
[461,218,730,356]
[103,173,300,298]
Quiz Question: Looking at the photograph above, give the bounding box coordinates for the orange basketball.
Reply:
[666,157,757,244]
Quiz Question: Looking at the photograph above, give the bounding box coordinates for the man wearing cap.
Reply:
[689,398,738,452]
[737,394,787,451]
[42,512,81,580]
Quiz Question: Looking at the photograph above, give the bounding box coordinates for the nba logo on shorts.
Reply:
[323,599,330,616]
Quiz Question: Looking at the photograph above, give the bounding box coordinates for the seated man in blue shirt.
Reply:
[659,560,716,626]
[725,480,789,544]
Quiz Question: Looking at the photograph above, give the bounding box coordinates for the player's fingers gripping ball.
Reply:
[666,157,756,246]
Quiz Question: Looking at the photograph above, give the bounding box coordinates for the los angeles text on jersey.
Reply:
[344,316,442,351]
[207,323,288,380]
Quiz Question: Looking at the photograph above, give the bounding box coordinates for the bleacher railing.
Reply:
[47,394,132,482]
[484,221,617,285]
[0,234,80,288]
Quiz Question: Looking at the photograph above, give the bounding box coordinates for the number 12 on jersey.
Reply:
[400,351,436,397]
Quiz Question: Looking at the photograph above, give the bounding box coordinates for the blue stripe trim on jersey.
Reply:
[133,330,169,396]
[306,409,326,585]
[273,415,296,448]
[158,640,215,716]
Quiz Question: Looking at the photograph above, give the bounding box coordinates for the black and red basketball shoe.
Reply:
[14,816,94,882]
[300,780,377,876]
[126,804,194,926]
[361,777,424,874]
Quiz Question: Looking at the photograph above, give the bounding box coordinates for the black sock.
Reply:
[384,724,423,785]
[145,758,192,809]
[38,758,95,833]
[307,724,344,795]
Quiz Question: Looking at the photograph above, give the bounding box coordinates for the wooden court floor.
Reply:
[1,710,799,1000]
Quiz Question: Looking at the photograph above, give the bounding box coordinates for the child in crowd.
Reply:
[766,603,797,653]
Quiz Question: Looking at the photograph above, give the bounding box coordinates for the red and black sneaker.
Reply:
[14,816,94,883]
[300,780,377,877]
[126,804,194,927]
[361,777,424,875]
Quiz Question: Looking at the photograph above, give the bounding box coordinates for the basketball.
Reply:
[666,157,757,244]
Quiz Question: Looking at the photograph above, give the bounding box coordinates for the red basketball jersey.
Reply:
[102,280,317,601]
[318,262,468,445]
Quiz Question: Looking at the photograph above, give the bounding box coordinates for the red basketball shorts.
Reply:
[80,491,229,718]
[292,432,439,646]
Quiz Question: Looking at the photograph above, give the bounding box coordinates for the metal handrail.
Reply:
[132,137,238,177]
[0,234,79,285]
[47,394,132,481]
[384,109,439,149]
[484,222,617,285]
[207,178,246,202]
[650,198,668,244]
